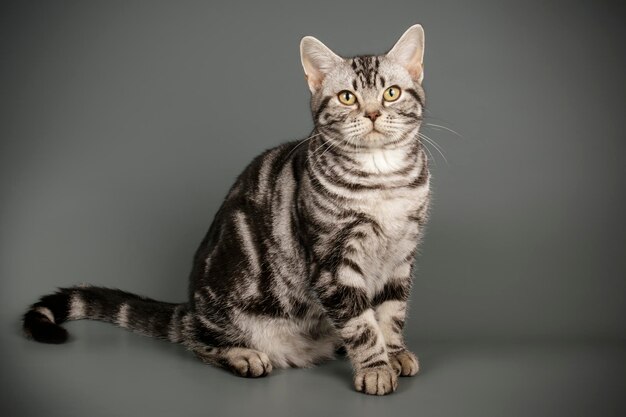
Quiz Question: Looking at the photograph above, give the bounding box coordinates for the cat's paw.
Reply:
[354,365,398,396]
[226,348,273,378]
[390,350,419,377]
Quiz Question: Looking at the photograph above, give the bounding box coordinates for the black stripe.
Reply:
[392,317,405,332]
[360,346,386,364]
[341,258,364,275]
[406,88,424,106]
[193,317,227,347]
[371,281,411,306]
[398,110,421,120]
[34,290,71,323]
[410,160,429,188]
[386,343,405,351]
[362,359,388,369]
[313,149,422,191]
[403,248,418,264]
[307,167,351,203]
[312,163,393,191]
[319,284,369,326]
[329,150,418,179]
[345,327,375,349]
[315,96,332,121]
[351,56,379,88]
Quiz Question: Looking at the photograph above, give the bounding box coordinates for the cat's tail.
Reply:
[22,286,188,344]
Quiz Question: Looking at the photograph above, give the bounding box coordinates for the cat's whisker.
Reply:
[424,122,464,139]
[419,133,448,165]
[317,140,340,177]
[307,138,335,173]
[419,131,447,156]
[284,132,323,160]
[419,139,437,166]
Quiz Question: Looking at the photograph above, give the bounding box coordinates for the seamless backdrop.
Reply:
[1,1,625,416]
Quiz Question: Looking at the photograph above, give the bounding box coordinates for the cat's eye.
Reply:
[383,86,401,102]
[337,90,357,105]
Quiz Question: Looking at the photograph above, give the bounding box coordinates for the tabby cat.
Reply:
[23,24,430,396]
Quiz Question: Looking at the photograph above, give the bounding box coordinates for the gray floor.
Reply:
[2,320,625,417]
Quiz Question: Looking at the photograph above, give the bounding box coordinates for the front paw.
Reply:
[390,350,419,376]
[354,365,398,396]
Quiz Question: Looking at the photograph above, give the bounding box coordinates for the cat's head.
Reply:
[300,25,425,149]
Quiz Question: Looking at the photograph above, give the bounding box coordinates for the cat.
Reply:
[23,24,430,396]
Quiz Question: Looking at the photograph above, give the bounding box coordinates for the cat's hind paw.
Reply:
[222,348,273,378]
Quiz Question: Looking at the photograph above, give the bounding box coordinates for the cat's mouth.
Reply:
[364,128,387,142]
[369,123,392,137]
[366,122,382,134]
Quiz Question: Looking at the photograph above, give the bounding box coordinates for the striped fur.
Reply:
[23,25,430,395]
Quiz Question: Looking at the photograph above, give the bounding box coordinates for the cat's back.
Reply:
[190,138,310,280]
[224,139,308,208]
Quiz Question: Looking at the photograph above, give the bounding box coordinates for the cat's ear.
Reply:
[300,36,343,93]
[387,24,425,83]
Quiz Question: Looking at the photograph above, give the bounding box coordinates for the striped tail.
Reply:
[23,286,188,344]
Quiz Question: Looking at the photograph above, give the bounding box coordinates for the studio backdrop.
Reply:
[1,1,624,416]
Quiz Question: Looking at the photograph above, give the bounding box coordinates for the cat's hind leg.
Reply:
[193,346,273,378]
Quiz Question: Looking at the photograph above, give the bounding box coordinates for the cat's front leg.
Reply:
[376,299,419,376]
[315,268,397,395]
[373,261,419,377]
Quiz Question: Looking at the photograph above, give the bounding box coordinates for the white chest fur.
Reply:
[352,185,428,298]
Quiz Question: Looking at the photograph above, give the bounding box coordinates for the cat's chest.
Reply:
[357,186,426,238]
[352,189,428,295]
[366,196,413,234]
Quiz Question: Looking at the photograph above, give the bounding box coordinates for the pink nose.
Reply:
[364,111,381,122]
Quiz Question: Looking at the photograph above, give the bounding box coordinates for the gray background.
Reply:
[1,0,625,416]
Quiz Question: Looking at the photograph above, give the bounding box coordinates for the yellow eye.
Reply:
[337,90,357,105]
[383,86,401,102]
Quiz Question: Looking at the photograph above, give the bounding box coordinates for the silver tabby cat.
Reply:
[23,24,430,396]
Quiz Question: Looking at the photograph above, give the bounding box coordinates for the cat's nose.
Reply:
[364,111,381,122]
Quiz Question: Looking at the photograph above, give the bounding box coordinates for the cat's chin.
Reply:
[359,131,400,148]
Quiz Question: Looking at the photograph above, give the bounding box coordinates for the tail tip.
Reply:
[23,310,69,344]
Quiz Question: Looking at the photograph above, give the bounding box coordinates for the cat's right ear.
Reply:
[300,36,343,93]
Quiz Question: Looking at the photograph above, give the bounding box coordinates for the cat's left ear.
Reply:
[387,24,425,83]
[300,36,343,93]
